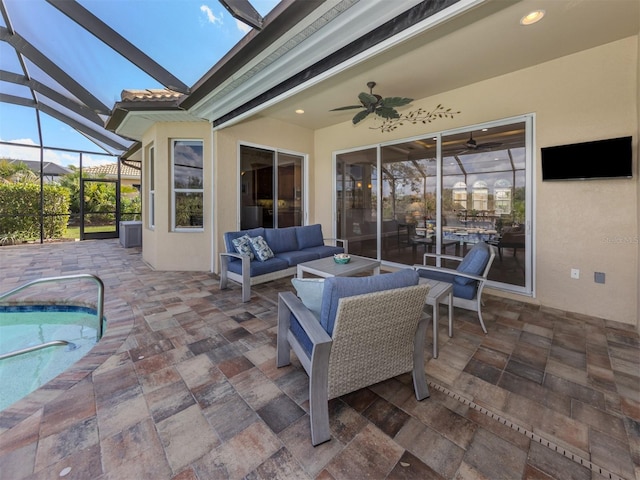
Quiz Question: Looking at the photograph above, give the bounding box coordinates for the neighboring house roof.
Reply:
[83,163,140,179]
[8,159,71,176]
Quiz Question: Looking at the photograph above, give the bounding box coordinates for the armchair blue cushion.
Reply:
[320,269,419,336]
[289,269,420,357]
[416,242,490,300]
[454,242,490,285]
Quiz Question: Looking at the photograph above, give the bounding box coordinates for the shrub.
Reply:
[0,183,70,240]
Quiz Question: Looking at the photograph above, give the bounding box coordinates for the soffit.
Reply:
[113,111,206,141]
[244,0,640,131]
[187,0,433,120]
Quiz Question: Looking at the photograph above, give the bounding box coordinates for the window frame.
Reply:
[333,114,534,296]
[147,144,155,230]
[171,139,204,232]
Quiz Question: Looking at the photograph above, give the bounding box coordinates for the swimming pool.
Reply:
[0,305,103,412]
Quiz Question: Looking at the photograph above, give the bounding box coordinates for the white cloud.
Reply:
[200,5,222,25]
[0,138,117,168]
[236,19,251,34]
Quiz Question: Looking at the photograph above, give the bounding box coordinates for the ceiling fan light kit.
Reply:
[331,82,460,132]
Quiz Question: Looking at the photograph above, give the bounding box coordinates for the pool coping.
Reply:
[0,297,136,433]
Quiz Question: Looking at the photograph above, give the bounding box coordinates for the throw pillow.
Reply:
[232,234,254,260]
[250,235,274,261]
[291,278,325,320]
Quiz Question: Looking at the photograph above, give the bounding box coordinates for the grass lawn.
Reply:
[64,225,116,239]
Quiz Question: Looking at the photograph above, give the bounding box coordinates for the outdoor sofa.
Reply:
[219,224,347,302]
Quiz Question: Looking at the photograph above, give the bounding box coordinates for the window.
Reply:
[148,144,155,229]
[472,181,488,211]
[172,140,203,230]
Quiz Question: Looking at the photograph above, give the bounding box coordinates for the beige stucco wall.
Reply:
[314,36,638,325]
[637,32,640,333]
[212,117,315,266]
[140,121,212,271]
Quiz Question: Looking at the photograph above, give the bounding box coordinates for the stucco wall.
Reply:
[314,36,638,325]
[141,121,212,271]
[637,32,640,332]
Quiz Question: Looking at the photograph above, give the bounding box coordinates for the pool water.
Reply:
[0,306,101,411]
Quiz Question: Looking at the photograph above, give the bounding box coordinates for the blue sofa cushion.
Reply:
[296,224,324,250]
[265,227,298,253]
[226,256,288,276]
[300,245,344,258]
[455,242,490,286]
[320,269,419,336]
[275,250,319,266]
[224,227,265,253]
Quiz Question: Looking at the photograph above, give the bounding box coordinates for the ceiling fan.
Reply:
[453,132,503,154]
[330,81,412,125]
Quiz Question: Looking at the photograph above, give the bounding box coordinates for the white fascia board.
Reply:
[210,0,487,130]
[189,0,426,120]
[116,111,205,141]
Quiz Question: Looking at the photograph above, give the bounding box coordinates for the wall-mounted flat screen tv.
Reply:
[541,136,632,181]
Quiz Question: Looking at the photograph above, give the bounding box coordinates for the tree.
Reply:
[0,159,38,183]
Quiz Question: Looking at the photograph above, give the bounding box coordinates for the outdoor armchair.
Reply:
[276,270,431,446]
[413,241,496,334]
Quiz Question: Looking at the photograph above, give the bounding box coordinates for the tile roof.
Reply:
[120,88,184,102]
[83,162,140,178]
[8,159,71,176]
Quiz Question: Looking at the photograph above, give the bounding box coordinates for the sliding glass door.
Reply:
[336,148,379,257]
[334,117,532,294]
[239,145,304,229]
[440,123,528,288]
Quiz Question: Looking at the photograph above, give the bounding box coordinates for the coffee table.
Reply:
[421,280,453,359]
[297,255,381,279]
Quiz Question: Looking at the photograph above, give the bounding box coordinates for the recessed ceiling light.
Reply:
[520,10,545,26]
[295,109,304,114]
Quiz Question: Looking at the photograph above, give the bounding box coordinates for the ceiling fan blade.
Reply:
[380,96,412,108]
[477,141,503,149]
[358,92,380,107]
[330,105,365,111]
[352,109,371,125]
[375,106,401,119]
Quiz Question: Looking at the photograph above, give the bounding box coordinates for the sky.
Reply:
[0,0,280,168]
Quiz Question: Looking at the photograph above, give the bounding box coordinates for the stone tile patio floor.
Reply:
[0,240,638,480]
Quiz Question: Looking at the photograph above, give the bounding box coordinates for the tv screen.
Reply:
[541,136,632,181]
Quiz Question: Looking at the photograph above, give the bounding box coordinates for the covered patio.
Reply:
[0,240,637,479]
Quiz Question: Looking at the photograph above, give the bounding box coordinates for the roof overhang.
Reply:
[185,0,471,127]
[106,90,205,141]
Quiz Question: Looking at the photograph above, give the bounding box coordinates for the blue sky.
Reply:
[0,0,279,167]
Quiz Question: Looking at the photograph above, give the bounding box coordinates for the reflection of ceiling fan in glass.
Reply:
[452,132,503,154]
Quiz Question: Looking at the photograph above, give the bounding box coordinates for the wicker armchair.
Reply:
[277,272,431,446]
